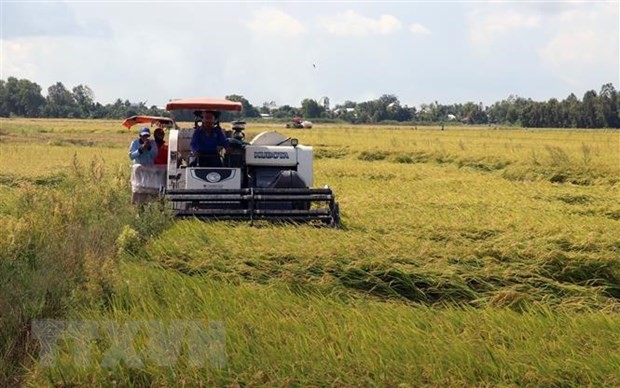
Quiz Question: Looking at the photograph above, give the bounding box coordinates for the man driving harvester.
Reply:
[190,111,229,167]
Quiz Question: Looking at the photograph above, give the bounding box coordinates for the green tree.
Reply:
[387,102,413,122]
[416,103,433,122]
[2,77,22,116]
[104,99,132,119]
[225,94,259,119]
[72,85,95,118]
[0,80,7,117]
[580,90,605,128]
[460,102,487,124]
[561,93,580,128]
[45,82,78,117]
[260,101,277,115]
[91,102,108,119]
[0,77,45,117]
[332,101,358,123]
[521,101,544,128]
[545,98,561,127]
[599,83,619,128]
[18,79,45,116]
[272,105,300,119]
[145,105,166,117]
[356,95,404,123]
[300,98,323,118]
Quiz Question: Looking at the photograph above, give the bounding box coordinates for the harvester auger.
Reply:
[163,98,340,226]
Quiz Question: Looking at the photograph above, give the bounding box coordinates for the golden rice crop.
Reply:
[1,118,619,385]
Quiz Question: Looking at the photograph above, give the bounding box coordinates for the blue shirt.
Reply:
[190,127,229,155]
[128,138,158,165]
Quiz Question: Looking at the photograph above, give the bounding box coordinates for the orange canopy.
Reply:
[165,98,243,112]
[122,115,176,129]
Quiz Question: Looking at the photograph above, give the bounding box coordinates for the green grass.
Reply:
[0,118,619,385]
[25,263,620,386]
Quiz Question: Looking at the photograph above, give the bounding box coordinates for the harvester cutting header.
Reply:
[130,98,340,226]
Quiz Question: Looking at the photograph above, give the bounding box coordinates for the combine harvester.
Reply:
[162,98,339,226]
[285,116,313,129]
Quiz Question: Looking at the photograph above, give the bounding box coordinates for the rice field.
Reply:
[1,117,619,385]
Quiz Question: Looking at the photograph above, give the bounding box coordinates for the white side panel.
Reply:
[250,131,289,145]
[167,129,179,190]
[296,145,313,187]
[132,164,167,194]
[167,128,195,190]
[245,145,297,167]
[185,168,241,189]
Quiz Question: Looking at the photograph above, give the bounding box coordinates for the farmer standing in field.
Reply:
[128,127,158,165]
[153,123,168,165]
[128,127,160,205]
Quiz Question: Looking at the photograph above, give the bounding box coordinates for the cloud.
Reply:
[409,23,431,35]
[319,10,402,37]
[538,5,619,87]
[468,8,540,45]
[244,9,306,37]
[1,41,38,80]
[3,2,109,39]
[3,1,615,109]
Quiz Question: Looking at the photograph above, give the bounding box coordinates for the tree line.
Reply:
[0,77,618,128]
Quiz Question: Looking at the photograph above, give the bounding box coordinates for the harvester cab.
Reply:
[163,98,340,226]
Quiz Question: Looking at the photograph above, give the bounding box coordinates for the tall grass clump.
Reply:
[581,142,592,165]
[544,145,571,166]
[0,156,136,384]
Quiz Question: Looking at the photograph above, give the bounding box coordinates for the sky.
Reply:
[1,1,618,109]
